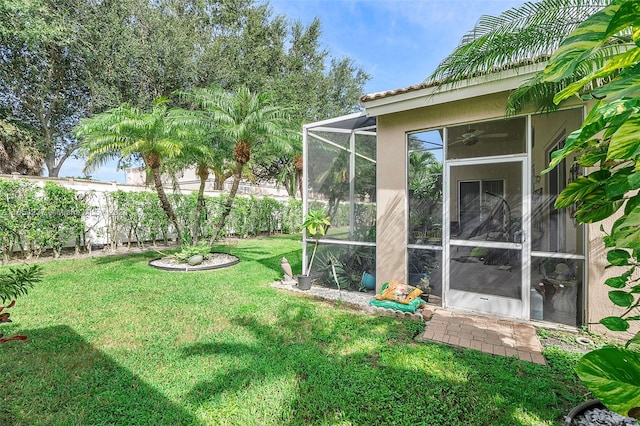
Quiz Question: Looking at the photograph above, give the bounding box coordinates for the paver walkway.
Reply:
[416,308,546,365]
[271,281,546,365]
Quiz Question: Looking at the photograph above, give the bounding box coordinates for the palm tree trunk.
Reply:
[210,162,244,243]
[213,170,225,191]
[194,165,209,244]
[151,166,183,244]
[294,155,303,199]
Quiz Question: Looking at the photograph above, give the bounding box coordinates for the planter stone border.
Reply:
[149,252,240,272]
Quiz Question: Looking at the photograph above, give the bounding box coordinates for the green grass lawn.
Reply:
[1,235,586,425]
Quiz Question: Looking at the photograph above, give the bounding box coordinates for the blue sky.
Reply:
[61,0,526,182]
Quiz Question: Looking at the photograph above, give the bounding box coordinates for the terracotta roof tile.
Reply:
[360,55,550,103]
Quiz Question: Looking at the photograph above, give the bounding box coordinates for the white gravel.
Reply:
[149,253,239,271]
[570,407,638,426]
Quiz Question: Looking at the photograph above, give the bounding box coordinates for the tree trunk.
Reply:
[43,129,60,177]
[213,171,225,191]
[150,165,182,244]
[294,155,303,199]
[194,164,209,244]
[210,161,244,243]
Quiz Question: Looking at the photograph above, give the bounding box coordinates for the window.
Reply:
[408,130,443,245]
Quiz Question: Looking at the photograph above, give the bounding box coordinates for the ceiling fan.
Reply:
[451,127,509,147]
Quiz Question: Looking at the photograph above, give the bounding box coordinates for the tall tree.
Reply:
[177,86,293,242]
[76,98,185,243]
[163,107,236,243]
[0,0,90,177]
[250,19,369,195]
[1,0,369,183]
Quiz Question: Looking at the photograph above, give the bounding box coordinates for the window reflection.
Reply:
[531,257,583,326]
[408,130,443,245]
[531,109,584,254]
[447,117,526,159]
[408,248,442,305]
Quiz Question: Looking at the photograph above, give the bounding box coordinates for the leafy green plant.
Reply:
[0,264,43,304]
[316,245,375,291]
[0,264,42,344]
[301,209,331,238]
[301,209,330,275]
[540,0,640,418]
[168,243,213,263]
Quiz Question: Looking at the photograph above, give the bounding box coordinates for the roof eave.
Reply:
[361,62,546,117]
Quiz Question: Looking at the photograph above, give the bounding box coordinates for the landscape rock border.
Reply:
[149,252,240,272]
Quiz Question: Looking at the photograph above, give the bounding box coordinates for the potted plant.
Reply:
[298,210,330,290]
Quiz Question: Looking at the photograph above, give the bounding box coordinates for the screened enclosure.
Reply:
[302,113,377,291]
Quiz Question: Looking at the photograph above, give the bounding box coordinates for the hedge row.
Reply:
[0,179,304,261]
[0,180,88,261]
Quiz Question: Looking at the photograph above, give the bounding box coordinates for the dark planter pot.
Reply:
[563,400,639,426]
[565,400,605,425]
[297,274,312,290]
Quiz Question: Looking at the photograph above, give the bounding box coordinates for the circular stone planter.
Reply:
[149,252,240,272]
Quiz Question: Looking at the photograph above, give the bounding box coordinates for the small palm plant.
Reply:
[0,265,43,343]
[301,210,331,276]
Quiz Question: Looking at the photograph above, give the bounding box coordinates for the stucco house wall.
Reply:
[375,92,512,286]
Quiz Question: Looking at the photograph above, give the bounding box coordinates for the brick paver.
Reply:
[417,309,546,365]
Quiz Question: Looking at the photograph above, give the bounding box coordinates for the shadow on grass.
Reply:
[0,325,195,426]
[180,302,581,425]
[90,249,164,266]
[214,244,302,279]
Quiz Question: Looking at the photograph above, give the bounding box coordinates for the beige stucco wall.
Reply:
[375,92,511,287]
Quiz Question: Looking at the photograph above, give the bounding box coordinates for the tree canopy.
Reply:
[0,0,369,177]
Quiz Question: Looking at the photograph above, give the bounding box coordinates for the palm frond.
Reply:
[430,0,611,84]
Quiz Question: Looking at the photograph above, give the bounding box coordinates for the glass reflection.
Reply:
[450,246,522,299]
[447,117,526,159]
[408,130,443,245]
[531,109,584,254]
[530,257,583,326]
[408,248,442,305]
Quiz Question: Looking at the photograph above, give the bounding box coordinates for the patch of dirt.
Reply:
[538,329,610,354]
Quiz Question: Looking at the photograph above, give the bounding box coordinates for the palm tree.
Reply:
[75,97,185,243]
[429,0,614,114]
[178,86,294,242]
[162,110,237,243]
